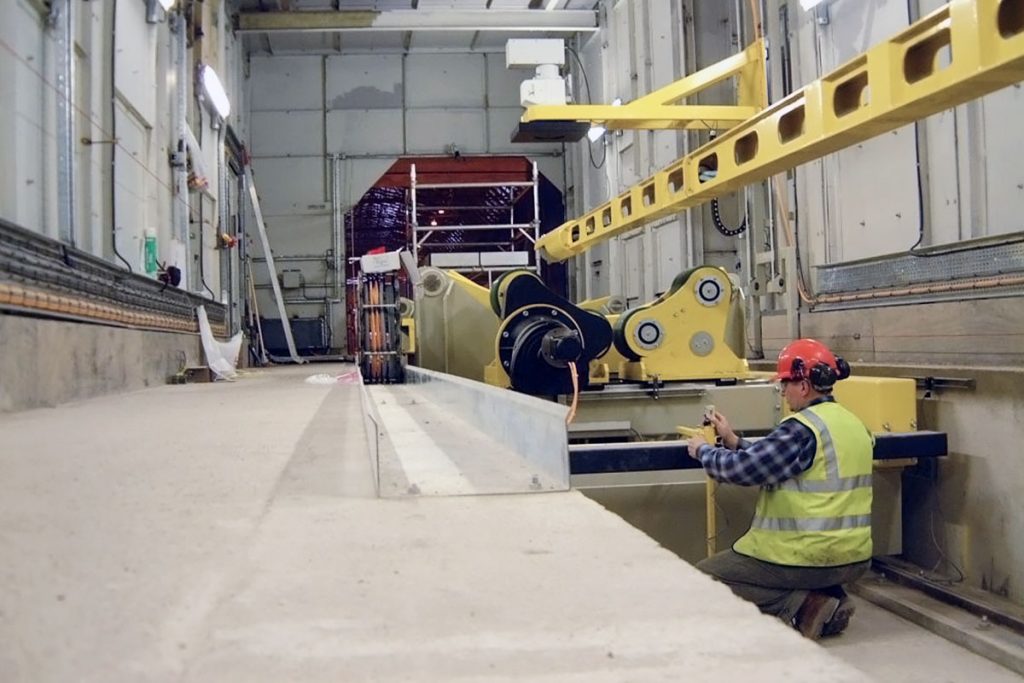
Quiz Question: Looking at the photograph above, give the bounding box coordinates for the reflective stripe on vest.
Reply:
[750,514,872,532]
[776,409,872,494]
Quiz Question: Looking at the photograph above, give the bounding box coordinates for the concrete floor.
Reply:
[0,364,1016,681]
[822,598,1023,681]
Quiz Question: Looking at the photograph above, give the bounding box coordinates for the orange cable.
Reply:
[565,362,580,425]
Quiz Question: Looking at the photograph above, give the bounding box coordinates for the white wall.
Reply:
[0,0,242,300]
[785,0,1024,264]
[568,0,744,305]
[245,48,566,337]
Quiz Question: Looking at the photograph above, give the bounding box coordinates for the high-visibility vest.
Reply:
[733,401,874,567]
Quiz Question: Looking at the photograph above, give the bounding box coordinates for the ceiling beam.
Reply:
[236,9,598,34]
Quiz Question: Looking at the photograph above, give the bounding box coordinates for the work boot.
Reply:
[793,591,840,640]
[821,596,855,637]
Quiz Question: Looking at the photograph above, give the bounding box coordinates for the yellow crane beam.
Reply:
[536,0,1024,262]
[522,40,765,132]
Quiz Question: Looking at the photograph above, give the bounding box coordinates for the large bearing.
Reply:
[695,275,725,306]
[632,318,664,351]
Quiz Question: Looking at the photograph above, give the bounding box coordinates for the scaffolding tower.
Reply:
[410,161,540,287]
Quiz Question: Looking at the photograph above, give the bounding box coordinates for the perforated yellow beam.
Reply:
[536,0,1024,262]
[522,40,765,132]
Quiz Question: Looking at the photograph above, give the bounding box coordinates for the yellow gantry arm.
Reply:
[523,40,765,132]
[536,0,1024,262]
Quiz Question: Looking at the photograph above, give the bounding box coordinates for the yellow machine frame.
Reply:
[534,0,1024,262]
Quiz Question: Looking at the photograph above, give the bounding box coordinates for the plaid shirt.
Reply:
[697,396,836,486]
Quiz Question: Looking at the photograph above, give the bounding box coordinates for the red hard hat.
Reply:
[775,338,849,388]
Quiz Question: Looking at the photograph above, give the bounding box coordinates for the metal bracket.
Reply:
[913,376,977,397]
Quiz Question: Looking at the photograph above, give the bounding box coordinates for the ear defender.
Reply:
[808,362,837,391]
[835,356,851,381]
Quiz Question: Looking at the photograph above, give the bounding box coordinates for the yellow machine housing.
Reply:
[610,266,749,383]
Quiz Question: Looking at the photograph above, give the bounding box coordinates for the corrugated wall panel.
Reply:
[405,54,485,108]
[250,56,322,111]
[249,157,326,217]
[326,110,405,155]
[325,54,403,109]
[251,111,324,157]
[982,86,1024,237]
[405,109,487,155]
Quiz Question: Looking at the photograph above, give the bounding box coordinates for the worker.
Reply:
[685,338,873,640]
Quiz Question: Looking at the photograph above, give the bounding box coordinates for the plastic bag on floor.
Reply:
[304,370,361,385]
[196,305,243,381]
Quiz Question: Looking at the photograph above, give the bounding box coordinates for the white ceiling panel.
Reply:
[267,33,336,53]
[417,0,490,7]
[339,32,407,51]
[407,31,476,51]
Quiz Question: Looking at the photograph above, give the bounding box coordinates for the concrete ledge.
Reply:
[0,314,203,412]
[852,574,1024,676]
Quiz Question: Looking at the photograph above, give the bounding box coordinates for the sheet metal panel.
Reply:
[325,53,404,110]
[327,109,405,155]
[114,0,156,126]
[250,111,324,157]
[368,368,570,497]
[405,109,487,154]
[249,157,327,216]
[250,56,323,111]
[486,52,524,108]
[981,86,1024,237]
[405,53,486,108]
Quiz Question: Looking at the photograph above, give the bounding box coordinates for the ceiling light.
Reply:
[545,0,560,9]
[158,0,176,9]
[799,0,825,9]
[587,125,606,142]
[199,65,231,119]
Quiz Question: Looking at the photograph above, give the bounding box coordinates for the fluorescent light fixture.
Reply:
[158,0,176,9]
[545,0,560,9]
[799,0,825,9]
[200,65,231,119]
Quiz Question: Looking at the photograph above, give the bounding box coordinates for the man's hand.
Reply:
[706,410,740,450]
[686,435,708,460]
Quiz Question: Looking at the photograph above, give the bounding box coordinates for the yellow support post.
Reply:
[537,0,1024,262]
[677,423,720,557]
